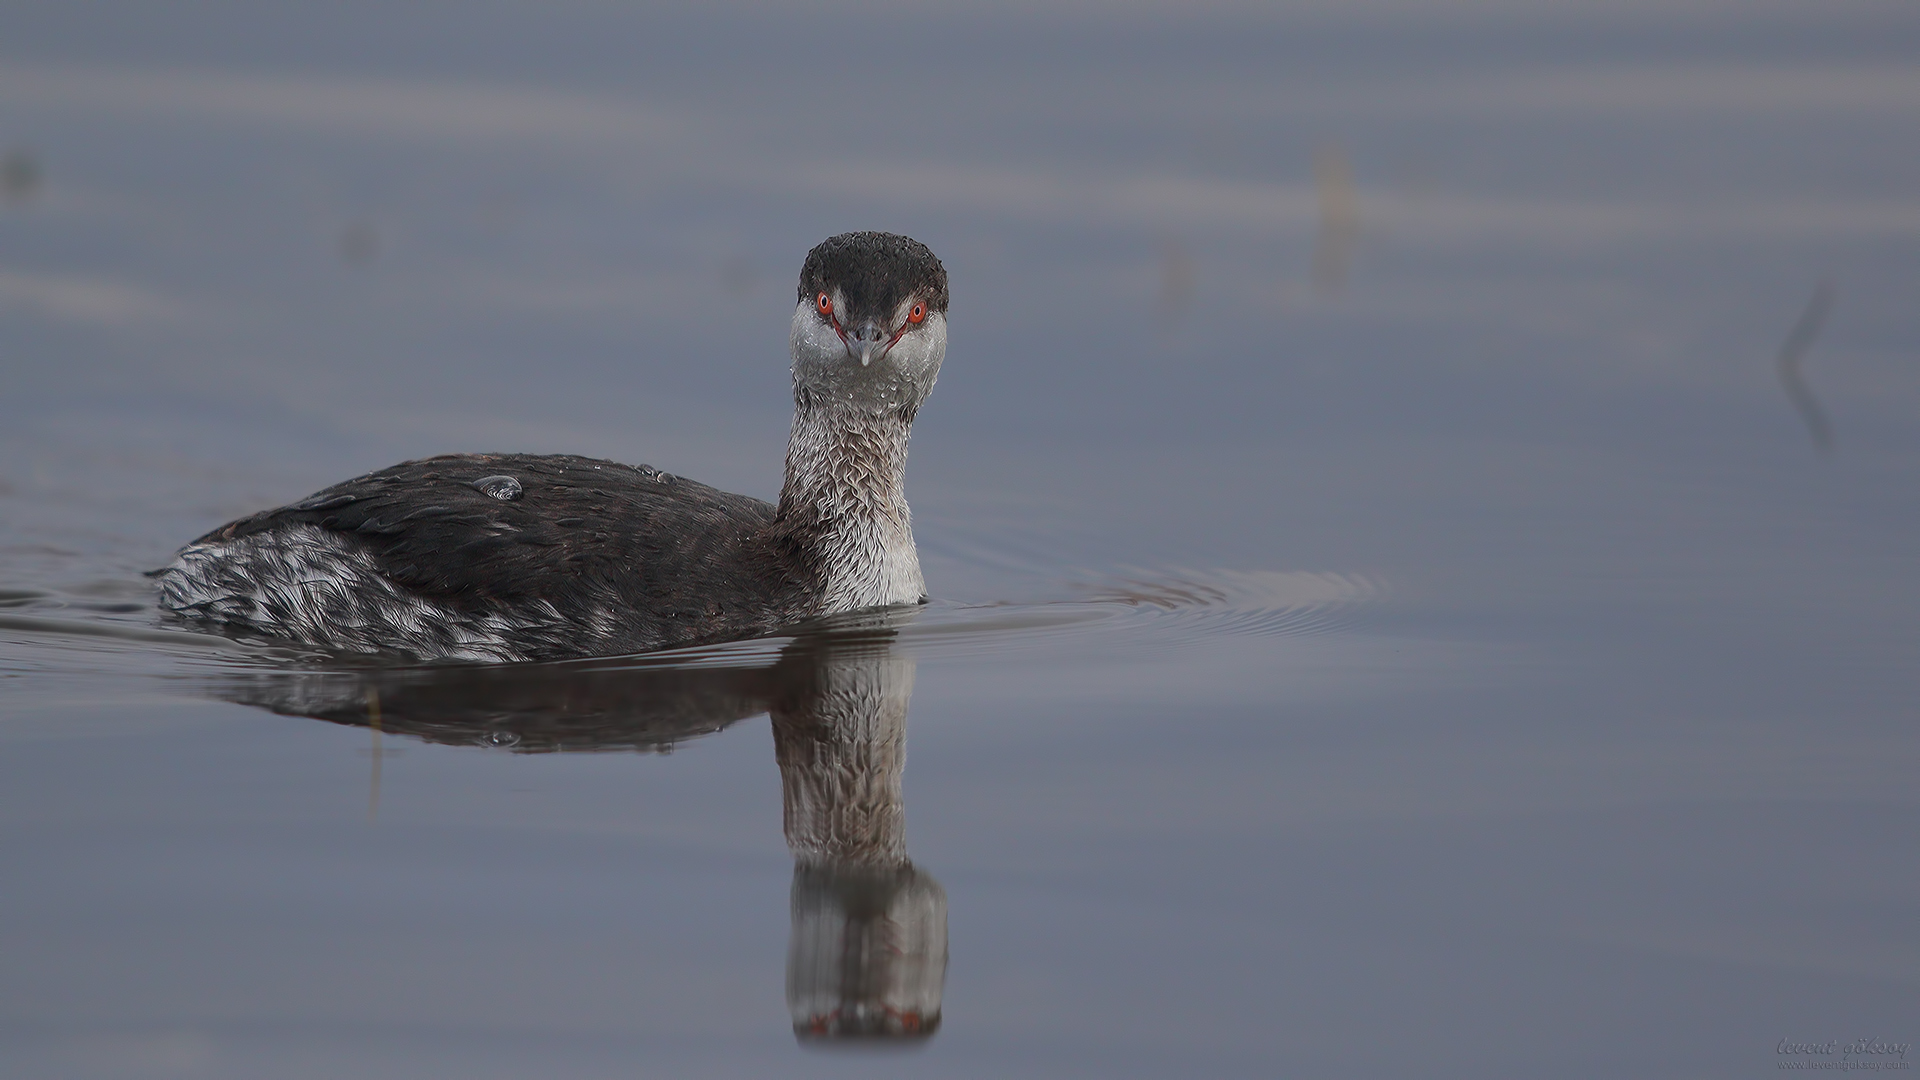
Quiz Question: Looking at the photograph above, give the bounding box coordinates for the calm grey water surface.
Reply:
[2,2,1918,1077]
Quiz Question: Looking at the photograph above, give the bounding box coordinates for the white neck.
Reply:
[777,400,924,613]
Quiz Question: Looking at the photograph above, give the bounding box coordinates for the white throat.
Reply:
[779,401,924,612]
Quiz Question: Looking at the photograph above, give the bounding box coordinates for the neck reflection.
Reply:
[770,634,945,1042]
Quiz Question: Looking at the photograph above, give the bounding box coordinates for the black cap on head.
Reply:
[798,232,949,323]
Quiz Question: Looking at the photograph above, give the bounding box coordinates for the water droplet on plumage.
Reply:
[471,475,523,501]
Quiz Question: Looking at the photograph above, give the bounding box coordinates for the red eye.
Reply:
[816,292,833,317]
[906,301,926,325]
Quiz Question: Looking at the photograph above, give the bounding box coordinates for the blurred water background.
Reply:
[1,2,1917,1077]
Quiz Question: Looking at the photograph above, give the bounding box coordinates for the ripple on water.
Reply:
[0,565,1383,695]
[0,582,331,678]
[897,567,1384,661]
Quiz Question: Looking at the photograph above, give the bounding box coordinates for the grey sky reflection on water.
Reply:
[1774,280,1836,453]
[1,0,1919,1076]
[215,617,947,1046]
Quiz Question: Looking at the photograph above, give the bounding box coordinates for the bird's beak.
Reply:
[846,323,888,367]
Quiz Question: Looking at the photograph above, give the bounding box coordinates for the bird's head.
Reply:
[790,232,948,416]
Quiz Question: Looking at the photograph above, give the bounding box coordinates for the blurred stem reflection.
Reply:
[211,615,946,1046]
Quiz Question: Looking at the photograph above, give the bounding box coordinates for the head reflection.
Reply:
[211,619,946,1046]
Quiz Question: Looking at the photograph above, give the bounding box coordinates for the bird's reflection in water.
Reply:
[212,616,946,1046]
[772,634,945,1041]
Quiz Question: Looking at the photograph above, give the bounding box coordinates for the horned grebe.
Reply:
[153,232,949,662]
